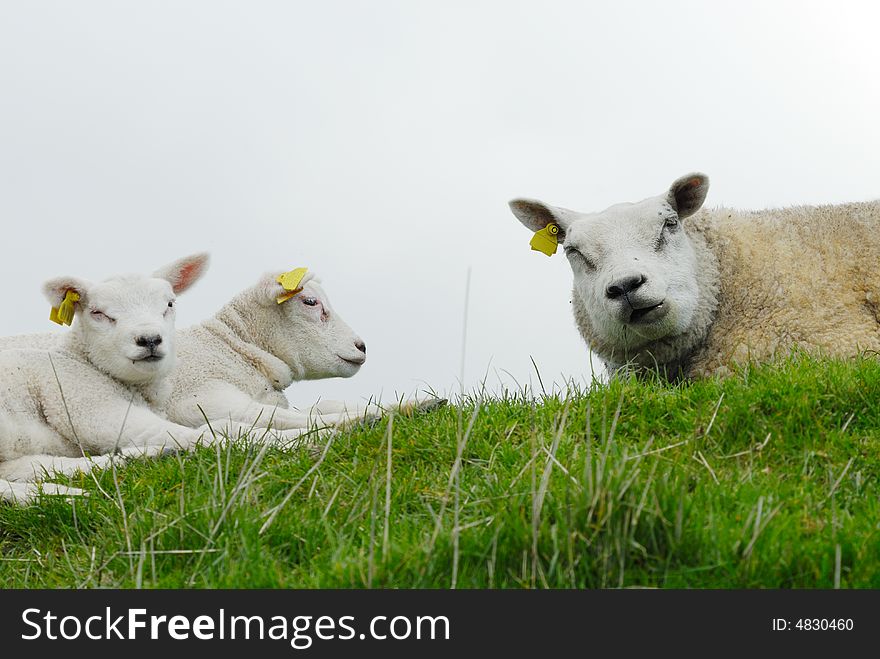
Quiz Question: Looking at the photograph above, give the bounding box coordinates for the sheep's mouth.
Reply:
[628,301,665,323]
[339,355,366,366]
[134,355,164,363]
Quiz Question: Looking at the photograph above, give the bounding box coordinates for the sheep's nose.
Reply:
[355,340,367,354]
[606,274,646,299]
[135,335,163,350]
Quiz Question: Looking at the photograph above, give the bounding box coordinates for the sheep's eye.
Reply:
[664,217,679,229]
[564,247,596,271]
[302,297,319,307]
[90,309,115,322]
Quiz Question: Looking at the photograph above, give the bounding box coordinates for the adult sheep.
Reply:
[0,255,315,505]
[509,173,880,379]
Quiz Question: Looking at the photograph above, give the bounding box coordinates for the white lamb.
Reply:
[166,268,398,432]
[0,255,316,505]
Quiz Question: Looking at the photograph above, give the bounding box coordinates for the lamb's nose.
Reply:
[355,340,367,354]
[135,335,163,350]
[606,274,646,299]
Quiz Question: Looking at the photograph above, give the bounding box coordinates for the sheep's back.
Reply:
[0,333,59,351]
[687,201,880,375]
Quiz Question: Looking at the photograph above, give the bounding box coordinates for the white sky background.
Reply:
[1,1,879,406]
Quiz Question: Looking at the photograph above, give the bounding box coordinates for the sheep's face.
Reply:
[509,173,709,360]
[43,253,210,386]
[260,273,367,380]
[74,275,178,384]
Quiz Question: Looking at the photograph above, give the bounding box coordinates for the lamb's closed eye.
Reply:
[90,309,115,322]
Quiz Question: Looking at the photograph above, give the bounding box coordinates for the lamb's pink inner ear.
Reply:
[162,253,210,294]
[176,262,200,291]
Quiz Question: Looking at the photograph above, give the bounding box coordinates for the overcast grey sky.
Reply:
[1,1,879,406]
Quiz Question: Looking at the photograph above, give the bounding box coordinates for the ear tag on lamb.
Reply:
[275,267,308,304]
[530,223,559,256]
[49,290,80,326]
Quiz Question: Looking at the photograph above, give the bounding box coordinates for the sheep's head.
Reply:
[253,269,367,380]
[509,173,710,365]
[43,253,210,385]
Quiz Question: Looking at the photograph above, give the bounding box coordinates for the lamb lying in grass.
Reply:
[510,173,880,379]
[0,255,316,505]
[165,268,435,432]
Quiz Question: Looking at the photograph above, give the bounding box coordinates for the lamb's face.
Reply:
[509,173,710,361]
[43,253,210,386]
[263,274,367,380]
[562,197,701,351]
[74,275,180,385]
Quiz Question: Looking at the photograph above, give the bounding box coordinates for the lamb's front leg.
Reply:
[234,404,347,431]
[0,479,86,505]
[176,382,349,431]
[307,399,384,423]
[84,403,210,454]
[308,396,447,423]
[90,410,321,455]
[309,400,372,415]
[0,454,117,481]
[209,420,334,451]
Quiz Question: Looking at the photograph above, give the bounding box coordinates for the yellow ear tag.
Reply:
[530,223,559,256]
[49,290,80,326]
[275,267,308,304]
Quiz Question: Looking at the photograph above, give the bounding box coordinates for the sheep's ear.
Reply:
[256,269,316,306]
[508,198,576,240]
[43,276,90,308]
[153,252,210,294]
[667,173,709,219]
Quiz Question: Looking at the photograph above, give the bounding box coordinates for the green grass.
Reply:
[2,354,879,588]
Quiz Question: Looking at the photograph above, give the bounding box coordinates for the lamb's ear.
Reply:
[667,173,709,219]
[43,276,90,308]
[508,198,576,240]
[254,274,285,307]
[153,252,210,294]
[256,269,316,306]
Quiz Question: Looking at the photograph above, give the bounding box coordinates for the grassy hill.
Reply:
[2,354,879,588]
